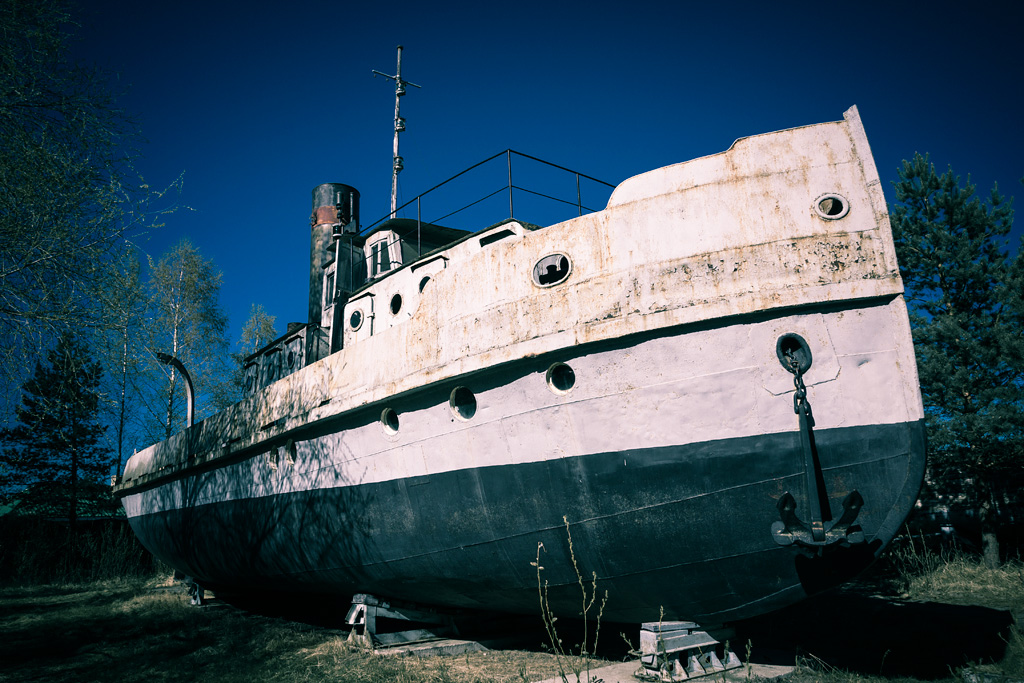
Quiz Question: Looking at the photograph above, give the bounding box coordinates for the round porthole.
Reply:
[350,309,363,330]
[813,193,850,220]
[532,253,572,287]
[380,407,400,435]
[390,293,403,315]
[419,276,431,292]
[449,386,477,421]
[546,362,576,394]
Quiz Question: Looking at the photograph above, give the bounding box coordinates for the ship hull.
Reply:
[122,299,926,623]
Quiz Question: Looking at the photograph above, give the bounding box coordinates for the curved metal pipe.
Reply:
[156,353,195,428]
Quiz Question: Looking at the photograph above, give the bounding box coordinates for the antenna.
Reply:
[373,45,421,219]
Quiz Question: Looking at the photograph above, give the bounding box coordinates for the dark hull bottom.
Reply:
[128,419,925,624]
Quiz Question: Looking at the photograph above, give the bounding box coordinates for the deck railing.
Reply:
[359,150,616,267]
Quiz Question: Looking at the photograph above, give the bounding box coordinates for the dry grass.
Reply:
[904,555,1024,613]
[0,575,567,683]
[2,546,1022,683]
[783,543,1024,683]
[899,550,1024,682]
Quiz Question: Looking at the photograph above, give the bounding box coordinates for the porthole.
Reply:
[813,193,849,220]
[546,362,576,394]
[380,407,400,435]
[390,293,403,315]
[532,253,572,287]
[419,276,431,292]
[350,309,363,330]
[449,386,477,421]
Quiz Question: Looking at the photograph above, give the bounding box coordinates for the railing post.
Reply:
[576,173,582,216]
[507,150,514,218]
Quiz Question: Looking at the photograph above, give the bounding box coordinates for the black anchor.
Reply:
[771,334,865,550]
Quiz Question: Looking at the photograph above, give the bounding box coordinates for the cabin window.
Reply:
[532,253,572,287]
[419,276,430,292]
[390,293,403,315]
[370,243,380,277]
[479,228,516,247]
[369,239,394,277]
[324,272,335,308]
[350,309,363,330]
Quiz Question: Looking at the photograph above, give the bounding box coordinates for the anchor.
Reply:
[771,334,865,550]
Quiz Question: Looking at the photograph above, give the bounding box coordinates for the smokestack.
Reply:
[309,183,359,327]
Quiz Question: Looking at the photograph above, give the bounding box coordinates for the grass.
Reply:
[782,539,1024,683]
[0,575,567,683]
[1,542,1021,683]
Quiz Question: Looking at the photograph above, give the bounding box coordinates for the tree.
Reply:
[0,333,110,527]
[237,303,279,357]
[142,239,231,440]
[0,0,180,403]
[891,153,1024,567]
[229,303,279,396]
[93,251,148,477]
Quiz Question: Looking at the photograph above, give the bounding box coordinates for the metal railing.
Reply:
[359,150,616,266]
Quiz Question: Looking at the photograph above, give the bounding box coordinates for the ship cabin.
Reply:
[242,185,469,396]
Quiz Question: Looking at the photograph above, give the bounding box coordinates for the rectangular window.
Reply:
[324,272,335,307]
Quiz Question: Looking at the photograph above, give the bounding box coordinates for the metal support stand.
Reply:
[639,621,741,681]
[345,593,458,649]
[185,576,206,606]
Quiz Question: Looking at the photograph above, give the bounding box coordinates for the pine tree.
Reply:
[891,154,1024,567]
[0,333,110,527]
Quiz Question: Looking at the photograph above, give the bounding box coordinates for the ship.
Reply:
[115,105,926,626]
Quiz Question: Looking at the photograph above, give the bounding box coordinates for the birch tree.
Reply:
[93,252,148,475]
[143,239,231,441]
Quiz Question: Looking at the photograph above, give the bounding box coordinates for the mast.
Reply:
[373,45,421,218]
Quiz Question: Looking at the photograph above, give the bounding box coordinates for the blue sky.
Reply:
[73,0,1023,344]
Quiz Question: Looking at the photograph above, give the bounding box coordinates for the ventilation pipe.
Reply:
[156,353,194,429]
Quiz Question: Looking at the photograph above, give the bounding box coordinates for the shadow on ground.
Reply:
[733,589,1017,679]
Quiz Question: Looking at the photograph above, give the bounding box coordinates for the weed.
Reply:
[533,515,608,683]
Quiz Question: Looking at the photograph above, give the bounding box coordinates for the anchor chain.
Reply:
[788,353,813,424]
[771,334,865,550]
[789,351,825,543]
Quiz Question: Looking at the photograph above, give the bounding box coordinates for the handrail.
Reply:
[360,149,615,237]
